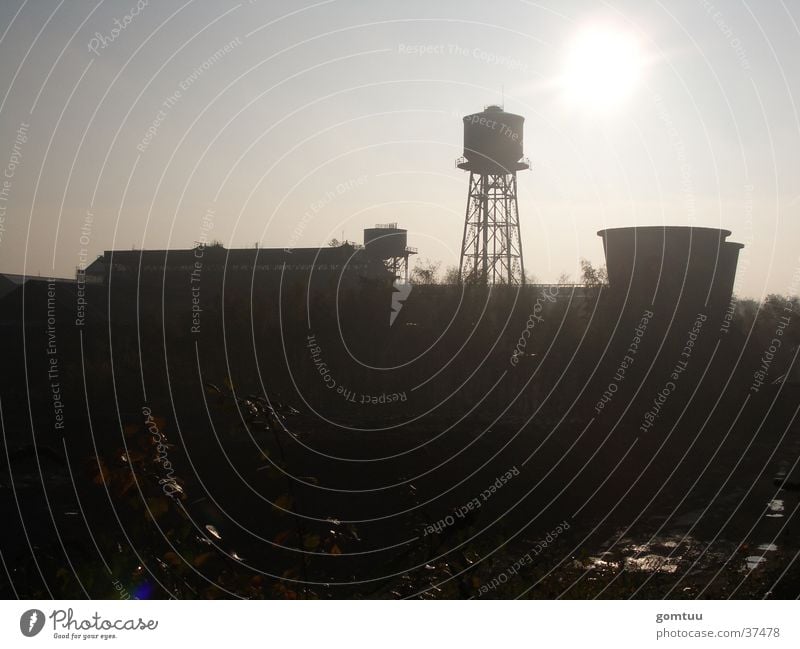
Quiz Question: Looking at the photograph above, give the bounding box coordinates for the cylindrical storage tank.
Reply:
[462,105,526,173]
[717,240,745,305]
[363,227,408,259]
[597,226,743,312]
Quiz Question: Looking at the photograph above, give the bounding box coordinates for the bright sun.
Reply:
[561,25,643,112]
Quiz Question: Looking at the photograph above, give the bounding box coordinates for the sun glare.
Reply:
[561,25,644,112]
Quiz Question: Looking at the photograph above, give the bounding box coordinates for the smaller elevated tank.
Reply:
[363,223,408,260]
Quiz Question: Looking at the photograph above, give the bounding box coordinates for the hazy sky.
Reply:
[1,0,799,297]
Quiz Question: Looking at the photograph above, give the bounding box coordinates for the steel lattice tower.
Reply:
[460,171,526,284]
[457,106,529,285]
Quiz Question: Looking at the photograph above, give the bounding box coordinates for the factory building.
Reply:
[84,241,391,290]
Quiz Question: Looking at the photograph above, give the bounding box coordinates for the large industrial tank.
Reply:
[363,224,408,260]
[459,105,528,174]
[597,226,744,311]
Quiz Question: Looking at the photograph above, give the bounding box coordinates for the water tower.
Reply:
[457,105,529,285]
[363,223,416,282]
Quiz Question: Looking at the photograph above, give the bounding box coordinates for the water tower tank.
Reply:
[459,105,527,174]
[363,223,408,260]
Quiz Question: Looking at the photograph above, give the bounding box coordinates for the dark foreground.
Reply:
[1,281,798,598]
